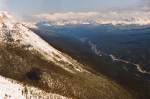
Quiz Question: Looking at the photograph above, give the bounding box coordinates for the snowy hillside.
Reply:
[0,11,84,73]
[0,11,136,99]
[0,11,86,98]
[0,75,69,99]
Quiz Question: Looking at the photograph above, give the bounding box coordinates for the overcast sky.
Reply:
[0,0,148,15]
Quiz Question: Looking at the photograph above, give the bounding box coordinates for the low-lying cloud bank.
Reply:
[35,11,150,25]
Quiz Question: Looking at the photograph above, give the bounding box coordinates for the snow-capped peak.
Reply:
[0,11,16,29]
[0,11,85,73]
[0,11,87,98]
[0,11,11,20]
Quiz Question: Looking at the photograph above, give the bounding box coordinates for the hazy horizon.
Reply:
[0,0,150,23]
[0,0,149,15]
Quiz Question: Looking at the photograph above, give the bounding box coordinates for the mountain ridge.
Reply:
[0,11,136,99]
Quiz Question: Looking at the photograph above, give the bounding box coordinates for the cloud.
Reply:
[35,11,150,25]
[36,12,98,21]
[35,12,100,25]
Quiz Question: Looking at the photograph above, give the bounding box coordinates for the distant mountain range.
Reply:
[35,11,150,26]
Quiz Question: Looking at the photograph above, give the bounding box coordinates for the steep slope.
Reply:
[0,11,136,99]
[0,75,69,99]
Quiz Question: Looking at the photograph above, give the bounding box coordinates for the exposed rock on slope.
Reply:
[0,11,136,99]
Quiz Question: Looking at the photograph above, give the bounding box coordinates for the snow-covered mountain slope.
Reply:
[0,11,137,99]
[0,75,69,99]
[0,11,84,73]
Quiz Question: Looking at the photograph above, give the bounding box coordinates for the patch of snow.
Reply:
[0,76,24,99]
[0,75,70,99]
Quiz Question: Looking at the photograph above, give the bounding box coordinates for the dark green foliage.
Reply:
[26,68,42,81]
